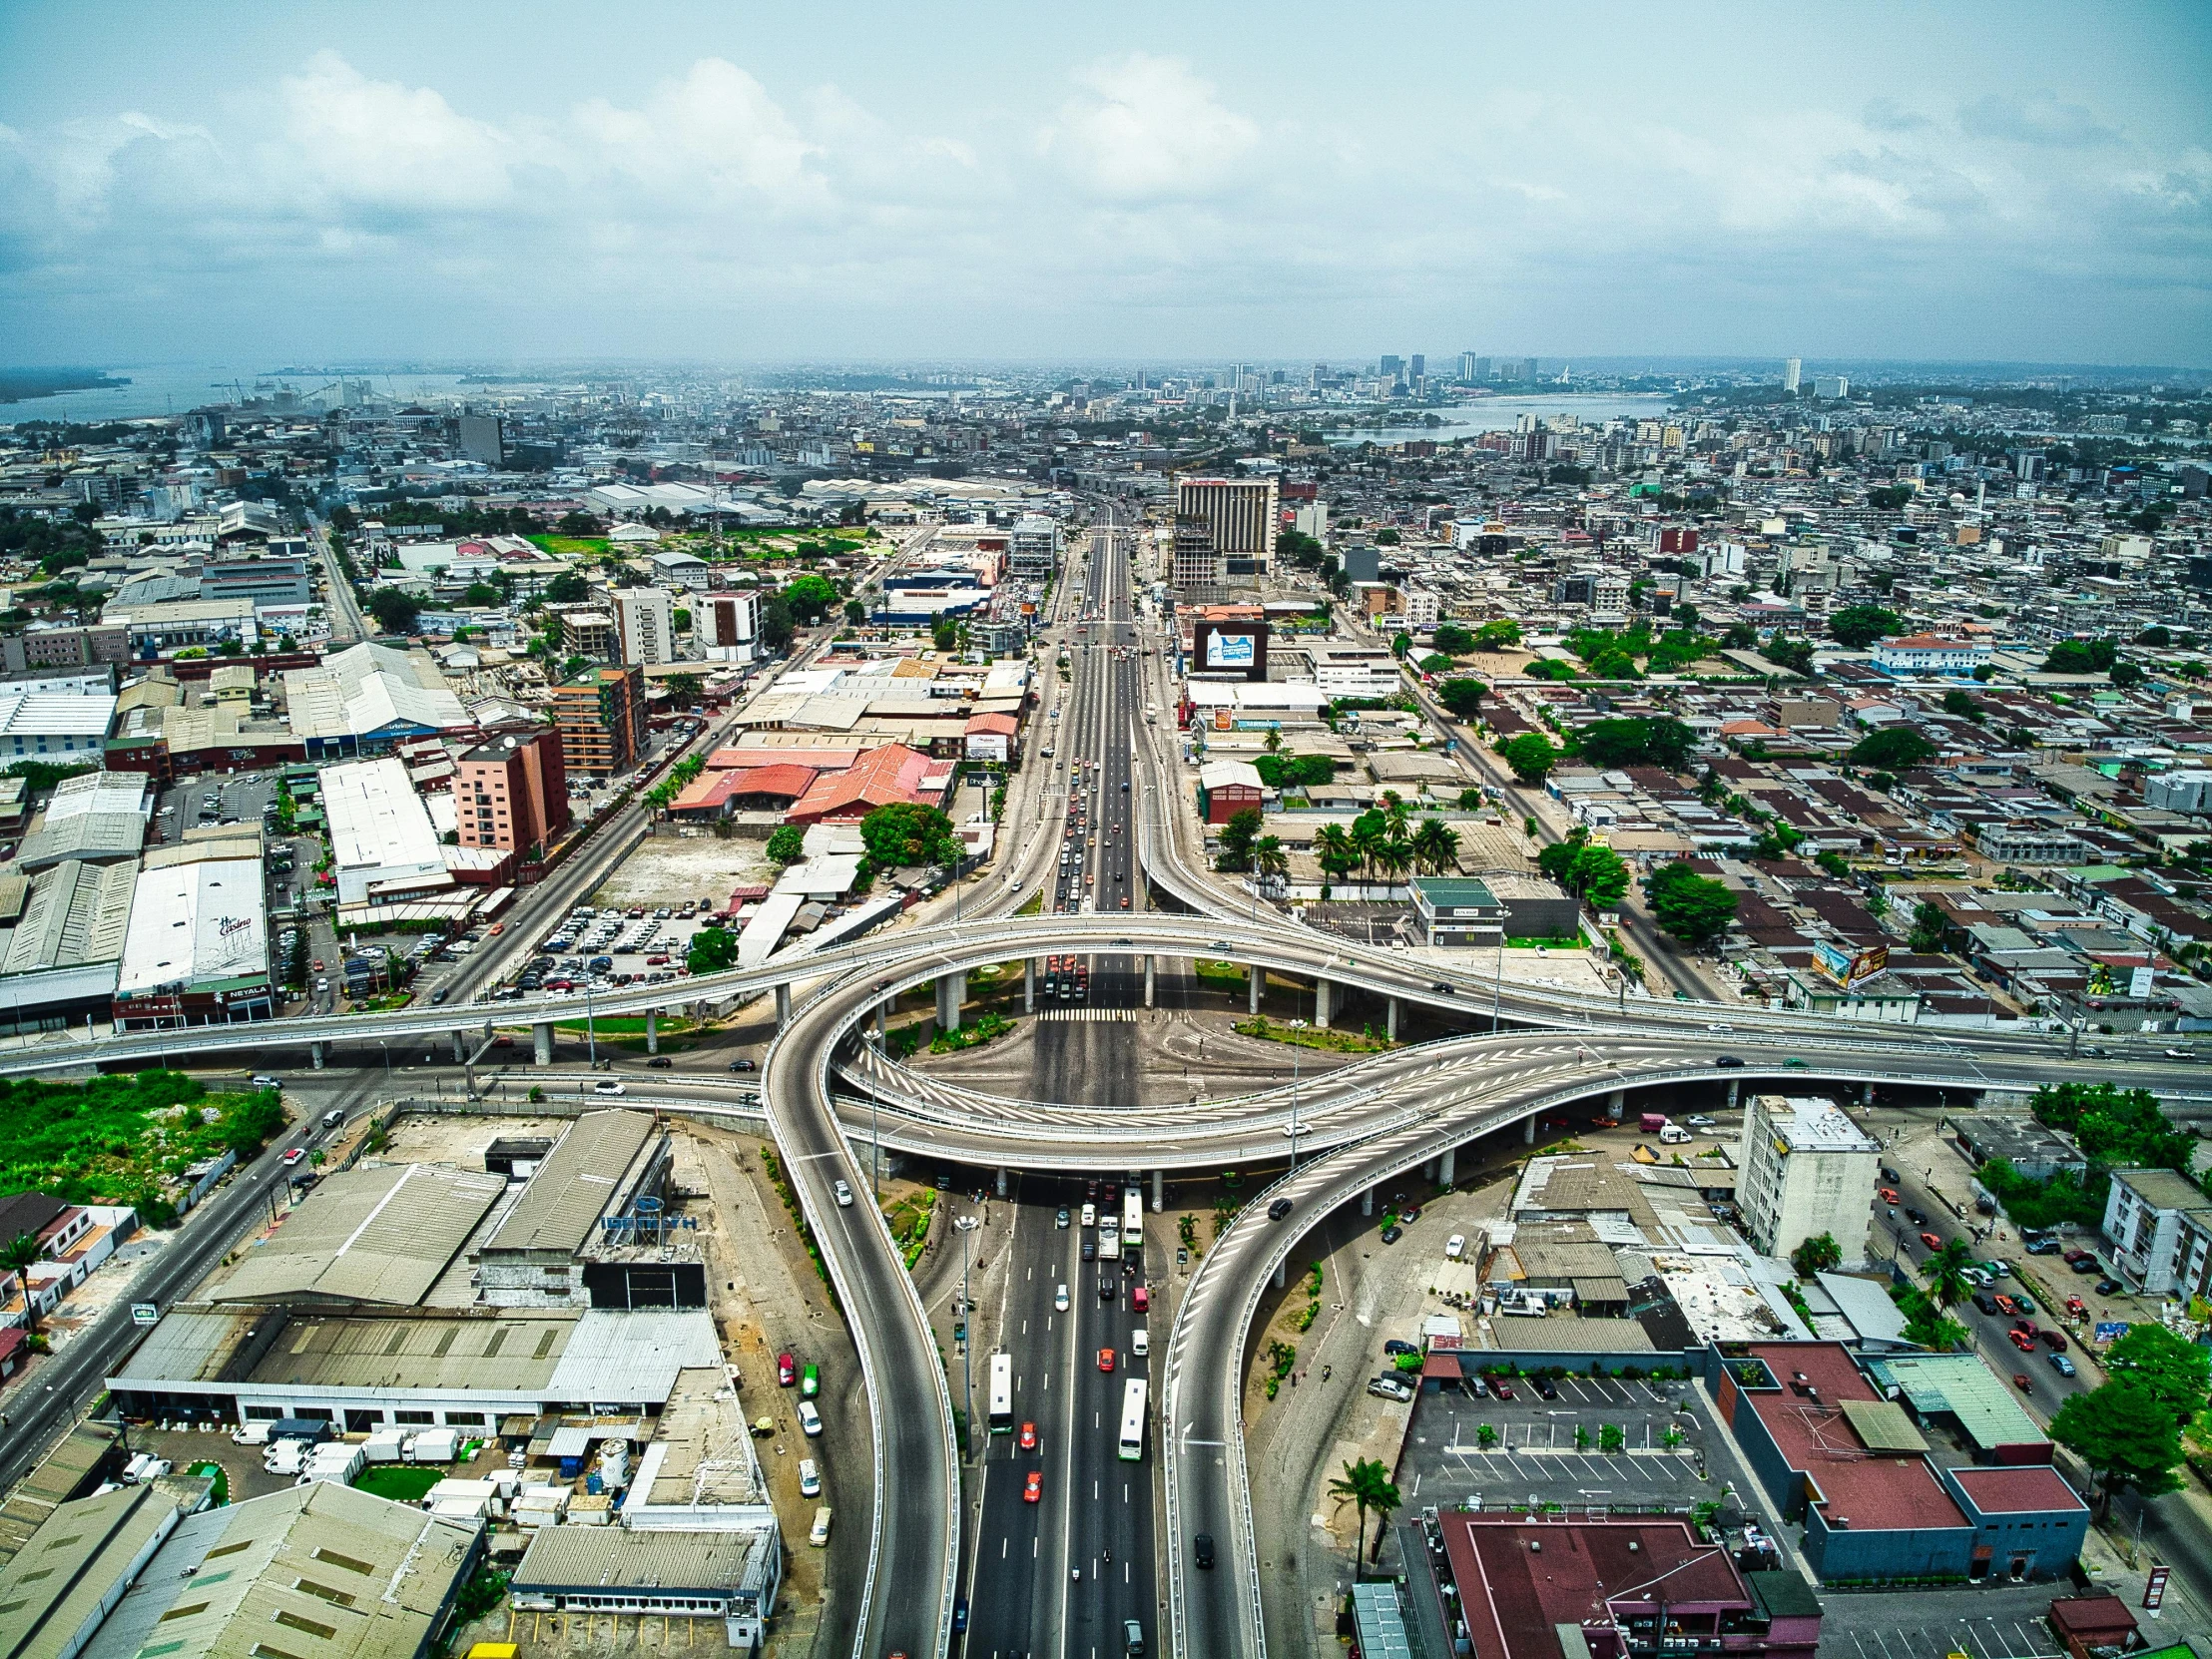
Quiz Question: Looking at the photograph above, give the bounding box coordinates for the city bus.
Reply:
[1122,1191,1144,1252]
[1098,1220,1120,1263]
[988,1353,1013,1435]
[1117,1379,1148,1462]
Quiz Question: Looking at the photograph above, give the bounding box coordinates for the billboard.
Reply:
[1205,631,1256,669]
[1811,940,1890,990]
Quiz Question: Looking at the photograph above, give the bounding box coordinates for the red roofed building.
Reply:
[785,744,952,826]
[1941,1464,2090,1582]
[964,712,1019,763]
[1434,1513,1820,1659]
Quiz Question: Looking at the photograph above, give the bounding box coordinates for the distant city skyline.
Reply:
[3,1,2207,367]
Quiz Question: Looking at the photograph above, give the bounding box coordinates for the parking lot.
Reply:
[493,899,719,1007]
[1822,1582,2078,1659]
[1396,1370,1750,1516]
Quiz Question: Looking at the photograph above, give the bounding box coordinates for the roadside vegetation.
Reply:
[0,1070,286,1226]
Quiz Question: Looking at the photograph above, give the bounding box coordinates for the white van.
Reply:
[810,1505,832,1546]
[231,1420,273,1446]
[798,1400,823,1437]
[799,1458,821,1497]
[1657,1125,1694,1145]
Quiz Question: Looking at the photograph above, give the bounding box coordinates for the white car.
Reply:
[798,1400,823,1436]
[799,1458,822,1497]
[833,1180,853,1208]
[1131,1329,1149,1358]
[592,1080,626,1095]
[1054,1284,1070,1312]
[1444,1234,1466,1261]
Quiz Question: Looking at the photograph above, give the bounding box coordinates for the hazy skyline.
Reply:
[4,1,2209,369]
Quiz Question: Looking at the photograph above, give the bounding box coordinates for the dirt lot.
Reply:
[375,1112,579,1168]
[591,830,778,911]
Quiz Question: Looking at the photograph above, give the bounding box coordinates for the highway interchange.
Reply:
[5,500,2206,1658]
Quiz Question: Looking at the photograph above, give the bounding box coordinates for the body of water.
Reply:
[1327,392,1675,445]
[1,362,482,424]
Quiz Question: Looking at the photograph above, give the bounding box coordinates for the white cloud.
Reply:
[1046,54,1259,203]
[279,49,513,212]
[572,59,820,208]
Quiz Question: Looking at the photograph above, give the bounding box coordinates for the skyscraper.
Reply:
[1174,476,1280,586]
[611,587,675,666]
[1783,357,1803,392]
[1458,351,1480,380]
[1408,353,1425,381]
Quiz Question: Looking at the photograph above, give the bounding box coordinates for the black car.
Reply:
[730,1058,757,1072]
[1972,1291,1999,1316]
[430,986,450,1005]
[1905,1207,1927,1226]
[1082,1239,1097,1261]
[2096,1278,2122,1295]
[647,1056,673,1069]
[1535,1378,1559,1400]
[953,1598,968,1633]
[1380,1225,1403,1245]
[1880,1166,1901,1184]
[1382,1339,1419,1358]
[1268,1197,1295,1221]
[1714,1054,1745,1068]
[1193,1532,1215,1568]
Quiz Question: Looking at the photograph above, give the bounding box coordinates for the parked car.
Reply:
[1491,1380,1515,1400]
[1971,1292,1999,1316]
[2097,1278,2123,1295]
[1445,1234,1466,1260]
[1535,1378,1559,1400]
[1382,1339,1419,1358]
[1367,1375,1415,1402]
[1380,1224,1402,1245]
[797,1401,822,1437]
[777,1353,796,1386]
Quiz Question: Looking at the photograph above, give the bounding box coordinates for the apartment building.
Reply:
[1737,1094,1881,1266]
[613,586,675,667]
[1175,475,1279,584]
[1008,513,1061,578]
[457,726,570,856]
[2100,1166,2212,1296]
[701,591,760,663]
[550,666,647,777]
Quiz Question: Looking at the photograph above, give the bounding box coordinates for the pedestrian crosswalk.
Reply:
[1034,1007,1137,1023]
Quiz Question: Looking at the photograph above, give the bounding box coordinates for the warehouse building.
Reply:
[110,836,271,1029]
[323,755,454,905]
[15,770,149,871]
[0,857,137,1026]
[206,1161,509,1309]
[75,1480,480,1659]
[511,1526,779,1649]
[282,641,471,758]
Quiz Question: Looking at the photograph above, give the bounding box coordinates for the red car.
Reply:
[1878,1186,1899,1203]
[1097,1348,1115,1374]
[2065,1296,2088,1318]
[1920,1232,1942,1250]
[2008,1329,2036,1352]
[1491,1380,1515,1400]
[1023,1470,1042,1503]
[1993,1294,2017,1317]
[280,1147,305,1167]
[777,1352,797,1386]
[1018,1420,1037,1451]
[2042,1330,2069,1352]
[1132,1286,1149,1313]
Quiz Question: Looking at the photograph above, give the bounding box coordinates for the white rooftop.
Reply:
[116,853,266,997]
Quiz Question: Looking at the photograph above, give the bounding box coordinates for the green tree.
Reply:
[1908,900,1948,953]
[860,803,959,869]
[541,571,591,605]
[1474,620,1522,652]
[1762,636,1815,674]
[1941,688,1986,722]
[1390,632,1413,660]
[1417,653,1453,675]
[1253,835,1290,889]
[932,618,959,652]
[1539,830,1630,909]
[1,1233,44,1335]
[1438,678,1489,720]
[1216,807,1264,872]
[844,598,867,625]
[365,589,421,635]
[2043,638,2119,675]
[1328,1456,1402,1575]
[1313,824,1359,881]
[1791,1233,1842,1278]
[1410,818,1460,875]
[784,574,838,624]
[766,826,808,864]
[2051,1382,2185,1519]
[1828,605,1905,649]
[1574,717,1696,772]
[1497,733,1558,786]
[1644,861,1738,946]
[757,596,795,653]
[2104,1325,2212,1426]
[1920,1238,1974,1310]
[665,673,703,709]
[1431,623,1474,655]
[686,925,738,974]
[1851,726,1936,771]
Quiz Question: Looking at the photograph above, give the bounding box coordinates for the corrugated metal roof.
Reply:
[0,1484,172,1659]
[483,1109,656,1258]
[1839,1397,1930,1453]
[210,1163,506,1308]
[1863,1352,2049,1451]
[513,1523,773,1596]
[2,858,134,974]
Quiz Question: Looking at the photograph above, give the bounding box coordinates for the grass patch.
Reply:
[527,534,611,558]
[354,1463,445,1503]
[928,1011,1016,1055]
[1506,935,1581,949]
[1194,958,1250,985]
[1014,887,1045,916]
[187,1460,230,1505]
[882,1189,936,1269]
[1232,1015,1389,1054]
[0,1070,284,1227]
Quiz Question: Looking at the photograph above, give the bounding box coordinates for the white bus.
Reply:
[1098,1221,1121,1263]
[988,1353,1013,1435]
[1117,1379,1148,1462]
[1121,1192,1144,1252]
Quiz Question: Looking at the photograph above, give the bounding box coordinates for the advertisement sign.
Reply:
[1205,631,1257,669]
[2094,1321,2131,1345]
[2129,965,2156,998]
[2145,1566,2171,1611]
[1811,940,1890,990]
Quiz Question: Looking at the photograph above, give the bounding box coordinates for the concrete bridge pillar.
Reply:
[534,1022,553,1066]
[936,972,966,1033]
[1524,1114,1537,1144]
[775,984,792,1030]
[1422,1158,1436,1181]
[1249,965,1263,1014]
[310,1043,325,1070]
[1726,1079,1740,1109]
[1275,1258,1288,1289]
[451,1031,465,1063]
[1152,1169,1163,1212]
[1144,956,1155,1009]
[1024,958,1035,1014]
[1386,997,1399,1041]
[1362,1187,1376,1218]
[1315,978,1334,1028]
[1607,1088,1625,1121]
[647,1009,659,1055]
[877,1000,889,1039]
[1438,1147,1456,1187]
[995,1167,1008,1199]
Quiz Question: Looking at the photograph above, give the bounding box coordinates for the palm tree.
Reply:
[1253,835,1290,892]
[1313,825,1358,881]
[1921,1238,1974,1311]
[1379,792,1411,838]
[1329,1456,1403,1575]
[1411,818,1460,875]
[3,1233,43,1336]
[1349,820,1387,883]
[1264,727,1283,755]
[1375,835,1413,885]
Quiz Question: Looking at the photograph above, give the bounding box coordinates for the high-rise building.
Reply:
[1458,351,1480,380]
[1170,515,1218,594]
[701,592,759,663]
[1408,353,1424,381]
[550,666,647,777]
[456,726,570,857]
[1813,375,1851,399]
[1174,476,1280,586]
[611,587,675,666]
[1783,357,1803,392]
[1379,354,1403,380]
[1738,1093,1880,1267]
[455,414,504,467]
[1009,514,1061,578]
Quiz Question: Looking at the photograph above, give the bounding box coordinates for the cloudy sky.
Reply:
[3,1,2208,369]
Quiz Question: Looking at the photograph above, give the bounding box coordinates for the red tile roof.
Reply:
[1440,1515,1752,1659]
[729,764,818,801]
[787,744,938,824]
[964,712,1018,736]
[1740,1344,1970,1533]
